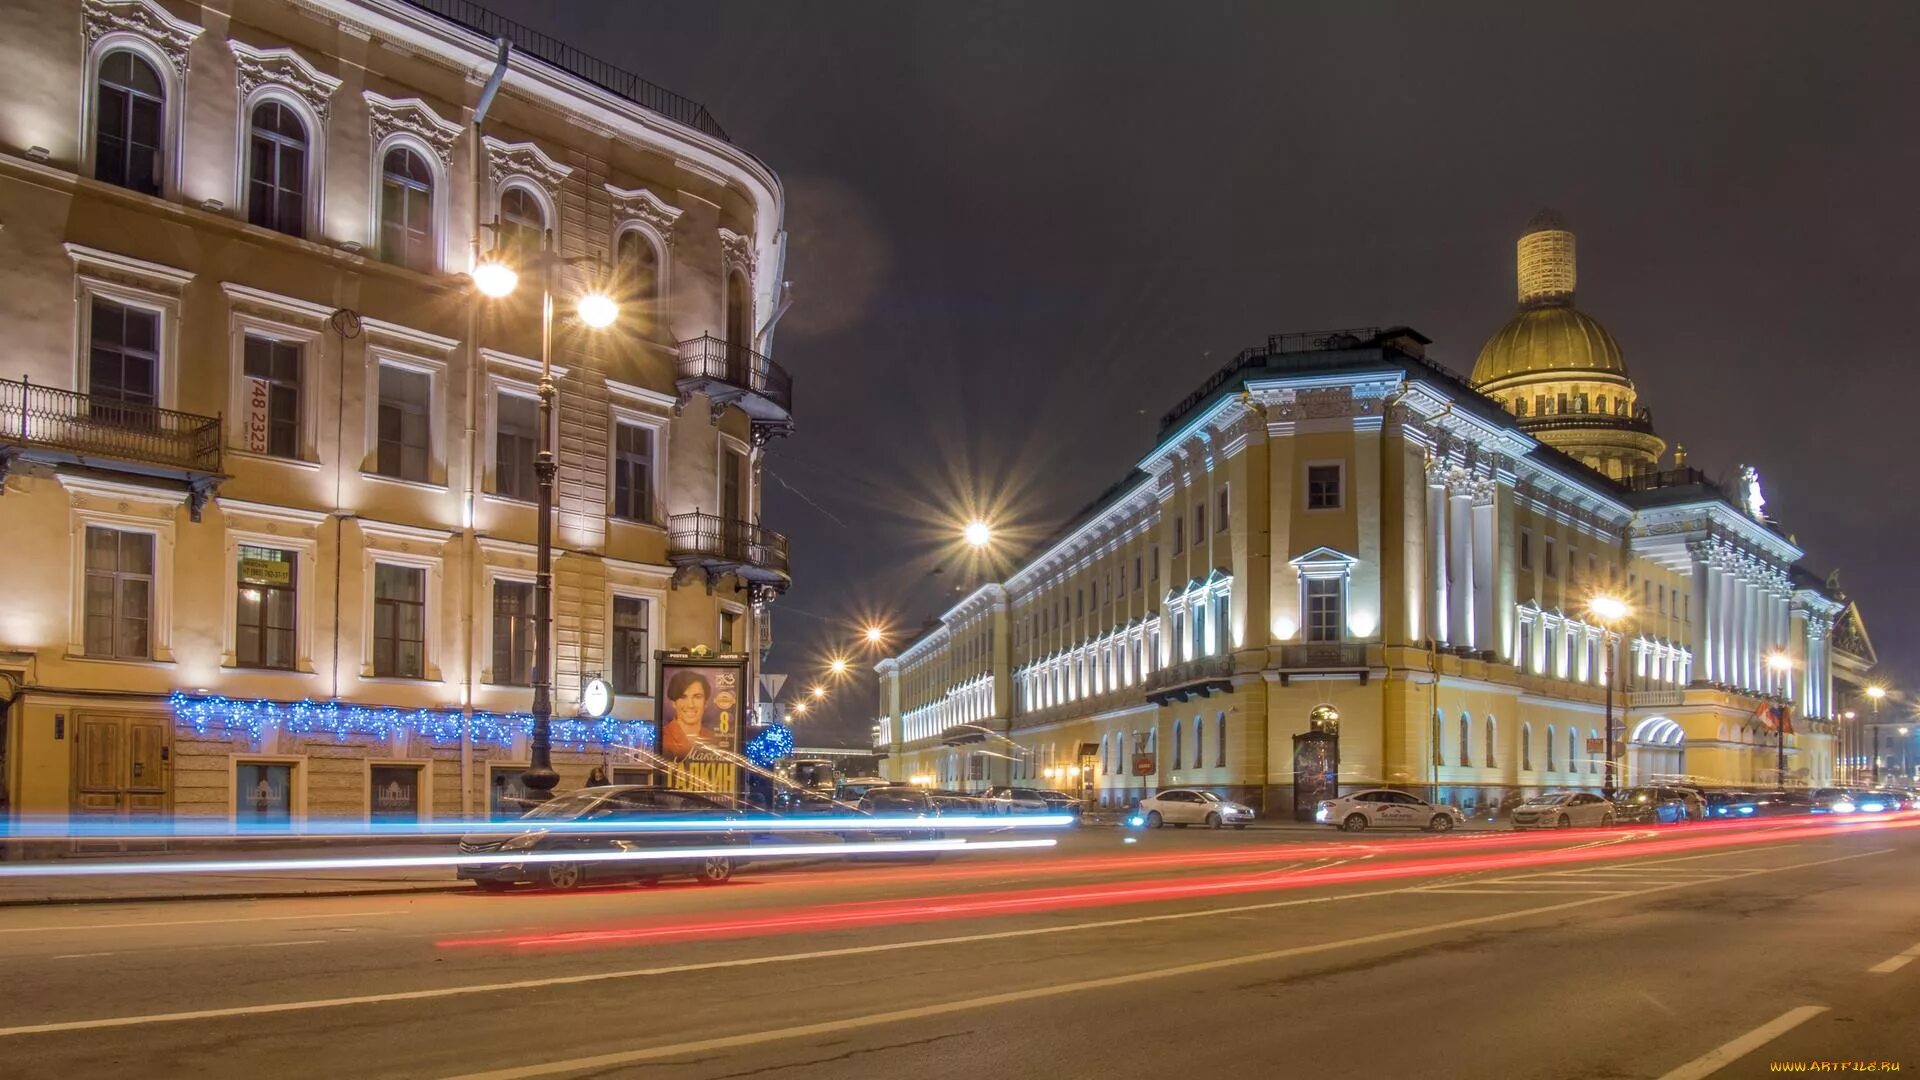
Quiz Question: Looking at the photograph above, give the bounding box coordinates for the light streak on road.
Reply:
[0,813,1075,843]
[0,837,1058,879]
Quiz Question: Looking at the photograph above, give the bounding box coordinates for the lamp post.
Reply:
[1587,595,1629,799]
[474,234,618,804]
[1767,653,1794,786]
[1863,685,1887,783]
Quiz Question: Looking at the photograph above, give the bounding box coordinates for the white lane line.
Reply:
[441,856,1882,1080]
[1867,940,1920,974]
[0,846,1888,1042]
[0,910,405,935]
[52,953,115,960]
[1654,1005,1829,1080]
[1414,887,1627,896]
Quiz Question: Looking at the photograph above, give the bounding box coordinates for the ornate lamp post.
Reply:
[1767,653,1794,785]
[1587,595,1629,799]
[1866,685,1887,783]
[474,235,618,804]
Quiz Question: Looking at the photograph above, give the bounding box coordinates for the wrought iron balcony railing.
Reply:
[674,335,794,443]
[1143,653,1235,702]
[667,511,790,591]
[1,376,221,473]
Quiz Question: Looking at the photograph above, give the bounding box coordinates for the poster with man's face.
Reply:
[656,656,745,797]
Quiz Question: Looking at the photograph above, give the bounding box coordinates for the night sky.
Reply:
[490,1,1920,744]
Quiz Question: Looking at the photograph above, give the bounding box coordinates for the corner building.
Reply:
[0,0,793,827]
[876,215,1868,815]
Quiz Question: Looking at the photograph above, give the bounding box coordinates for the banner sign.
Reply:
[244,376,272,455]
[657,650,748,797]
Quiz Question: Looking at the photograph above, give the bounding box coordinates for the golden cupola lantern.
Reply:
[1471,209,1665,480]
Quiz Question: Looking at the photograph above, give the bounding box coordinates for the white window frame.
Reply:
[226,300,324,465]
[358,519,450,683]
[1303,459,1346,512]
[364,758,432,824]
[63,476,180,664]
[718,600,747,654]
[607,403,669,527]
[611,220,673,322]
[1290,547,1357,644]
[363,345,448,490]
[368,124,453,273]
[485,375,542,505]
[716,433,753,520]
[229,753,308,826]
[233,78,331,240]
[219,502,325,674]
[69,246,191,411]
[80,3,200,199]
[604,559,670,715]
[480,564,537,691]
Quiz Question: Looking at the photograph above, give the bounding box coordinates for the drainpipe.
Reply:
[460,39,510,819]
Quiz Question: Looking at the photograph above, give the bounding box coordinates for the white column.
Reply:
[1688,545,1712,685]
[1448,484,1473,649]
[1427,468,1449,646]
[1714,563,1733,685]
[1471,480,1496,657]
[1732,570,1751,691]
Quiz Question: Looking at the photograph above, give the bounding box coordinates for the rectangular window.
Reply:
[370,764,423,824]
[236,544,297,670]
[1520,530,1532,570]
[1173,517,1185,554]
[1518,622,1533,672]
[1194,504,1205,541]
[372,563,426,678]
[1191,602,1205,659]
[1658,584,1667,615]
[494,391,539,501]
[1306,464,1343,510]
[1305,578,1342,642]
[375,363,431,482]
[83,526,153,659]
[723,448,746,522]
[1077,589,1084,619]
[1133,556,1142,592]
[1170,609,1185,662]
[611,421,655,523]
[719,610,741,652]
[236,762,294,829]
[1150,546,1159,581]
[491,580,534,685]
[1545,537,1558,578]
[1214,593,1231,654]
[88,297,159,421]
[1216,486,1229,532]
[612,595,650,695]
[242,334,301,458]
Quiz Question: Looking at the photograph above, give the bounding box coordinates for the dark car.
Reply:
[1612,787,1690,824]
[457,786,746,892]
[1723,790,1814,818]
[1704,790,1753,818]
[927,789,988,814]
[1809,787,1857,814]
[1035,791,1084,820]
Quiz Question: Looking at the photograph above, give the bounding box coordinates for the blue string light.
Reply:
[167,692,655,751]
[743,722,795,768]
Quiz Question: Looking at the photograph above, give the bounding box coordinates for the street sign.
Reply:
[1132,753,1156,776]
[1586,738,1606,754]
[760,673,788,700]
[581,677,614,719]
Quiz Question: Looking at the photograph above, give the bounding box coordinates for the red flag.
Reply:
[1756,704,1794,735]
[1777,705,1794,735]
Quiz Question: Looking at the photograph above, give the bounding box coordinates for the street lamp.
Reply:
[1767,653,1793,785]
[473,236,619,804]
[1586,594,1629,798]
[810,685,827,701]
[828,657,850,678]
[790,700,809,718]
[963,520,993,548]
[1866,685,1888,782]
[864,624,886,646]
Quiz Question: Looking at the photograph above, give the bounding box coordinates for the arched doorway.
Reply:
[1628,716,1686,785]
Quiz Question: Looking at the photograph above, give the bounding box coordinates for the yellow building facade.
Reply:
[875,217,1859,817]
[0,0,793,827]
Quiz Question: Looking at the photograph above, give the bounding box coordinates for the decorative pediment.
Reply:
[83,0,202,77]
[229,40,342,121]
[1289,546,1360,577]
[718,227,756,279]
[484,136,573,192]
[605,183,684,239]
[364,91,461,166]
[1831,601,1877,667]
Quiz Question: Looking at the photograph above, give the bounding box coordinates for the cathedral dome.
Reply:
[1471,304,1627,389]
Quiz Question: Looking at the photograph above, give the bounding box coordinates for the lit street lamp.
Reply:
[1866,685,1888,782]
[474,236,618,804]
[963,520,993,549]
[1586,594,1629,798]
[1767,653,1793,784]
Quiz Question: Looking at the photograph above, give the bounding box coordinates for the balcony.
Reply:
[1275,641,1372,684]
[0,376,222,519]
[1143,653,1235,704]
[1627,688,1686,708]
[667,511,790,598]
[675,336,794,445]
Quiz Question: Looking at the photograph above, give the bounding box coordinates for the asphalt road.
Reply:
[2,815,1917,1079]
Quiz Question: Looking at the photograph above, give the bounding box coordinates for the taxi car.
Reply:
[1313,789,1464,833]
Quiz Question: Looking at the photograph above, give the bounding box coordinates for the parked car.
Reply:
[1035,790,1085,820]
[1612,787,1690,825]
[926,789,988,814]
[1721,790,1814,817]
[1510,791,1615,829]
[1846,788,1902,813]
[457,786,744,892]
[1138,789,1257,829]
[982,787,1054,815]
[1809,787,1857,814]
[1312,789,1460,833]
[1704,790,1755,818]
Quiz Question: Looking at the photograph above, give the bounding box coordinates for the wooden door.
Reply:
[72,714,171,845]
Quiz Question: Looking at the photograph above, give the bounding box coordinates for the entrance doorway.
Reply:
[72,712,171,846]
[1626,716,1686,785]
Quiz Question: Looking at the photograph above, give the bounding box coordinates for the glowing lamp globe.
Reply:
[472,260,518,298]
[964,520,992,548]
[576,292,618,329]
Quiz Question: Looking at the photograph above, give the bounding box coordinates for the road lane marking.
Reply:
[1413,887,1627,896]
[52,953,115,960]
[439,855,1883,1080]
[0,846,1887,1042]
[1867,940,1920,974]
[0,910,405,935]
[1654,1005,1829,1080]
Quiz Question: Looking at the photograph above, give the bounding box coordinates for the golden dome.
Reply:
[1471,304,1627,388]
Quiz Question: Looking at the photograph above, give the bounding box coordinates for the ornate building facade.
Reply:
[0,0,792,826]
[874,214,1867,813]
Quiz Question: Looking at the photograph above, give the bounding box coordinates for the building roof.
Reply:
[1472,304,1628,387]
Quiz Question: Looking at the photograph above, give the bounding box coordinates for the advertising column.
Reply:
[657,648,747,798]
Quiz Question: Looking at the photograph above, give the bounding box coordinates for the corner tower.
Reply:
[1471,210,1665,479]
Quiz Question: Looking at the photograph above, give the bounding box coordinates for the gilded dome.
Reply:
[1470,303,1626,389]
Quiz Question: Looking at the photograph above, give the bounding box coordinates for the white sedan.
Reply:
[1134,789,1256,829]
[1314,789,1464,833]
[1510,791,1616,829]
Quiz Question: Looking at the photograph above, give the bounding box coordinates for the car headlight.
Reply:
[499,832,543,852]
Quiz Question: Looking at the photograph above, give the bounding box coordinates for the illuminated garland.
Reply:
[743,722,796,768]
[167,692,655,751]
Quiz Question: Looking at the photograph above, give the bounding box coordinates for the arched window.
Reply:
[1216,713,1227,768]
[1588,729,1599,773]
[1521,724,1533,771]
[1569,728,1579,776]
[1546,725,1557,771]
[1484,716,1497,769]
[616,228,662,329]
[1432,710,1444,766]
[1458,714,1471,767]
[726,271,753,373]
[96,50,165,195]
[379,146,434,271]
[498,185,546,258]
[247,99,308,236]
[1194,715,1204,769]
[1172,719,1183,770]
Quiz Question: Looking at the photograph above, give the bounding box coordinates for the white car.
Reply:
[1314,789,1464,833]
[1135,789,1256,829]
[1510,791,1615,829]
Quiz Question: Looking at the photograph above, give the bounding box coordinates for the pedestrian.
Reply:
[584,765,609,788]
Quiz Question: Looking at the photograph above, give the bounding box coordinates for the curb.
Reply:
[0,881,469,908]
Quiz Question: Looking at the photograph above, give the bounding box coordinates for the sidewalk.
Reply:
[0,842,467,907]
